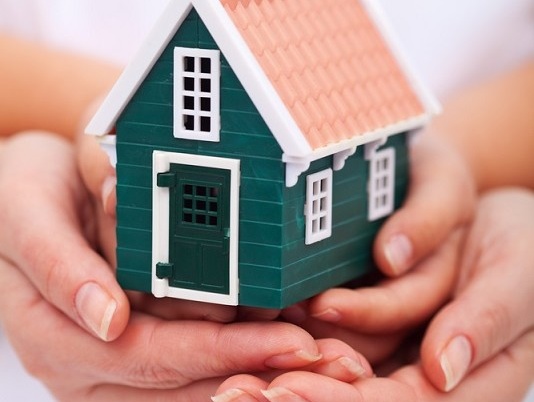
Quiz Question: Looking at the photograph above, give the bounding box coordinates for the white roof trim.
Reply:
[86,0,312,158]
[361,0,441,116]
[86,0,437,164]
[86,0,193,136]
[283,113,430,187]
[193,0,312,158]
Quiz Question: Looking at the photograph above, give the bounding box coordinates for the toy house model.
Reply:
[86,0,437,308]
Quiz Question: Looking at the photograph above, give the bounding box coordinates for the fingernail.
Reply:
[334,356,370,380]
[261,387,310,402]
[385,234,413,275]
[101,175,116,216]
[311,307,342,322]
[264,350,322,369]
[440,335,473,392]
[75,282,117,341]
[211,388,258,402]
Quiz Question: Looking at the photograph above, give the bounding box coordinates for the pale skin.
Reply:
[1,32,533,400]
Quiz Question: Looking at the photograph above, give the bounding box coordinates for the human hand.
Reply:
[0,254,371,401]
[420,188,534,391]
[0,132,373,400]
[374,132,476,276]
[280,132,474,363]
[212,329,534,401]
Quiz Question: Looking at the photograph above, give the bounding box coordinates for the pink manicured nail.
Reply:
[264,350,322,369]
[75,282,117,341]
[211,388,259,402]
[385,234,413,275]
[261,387,310,402]
[440,335,473,392]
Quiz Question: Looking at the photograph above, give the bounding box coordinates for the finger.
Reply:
[0,256,324,392]
[308,338,373,382]
[262,373,416,402]
[308,230,461,333]
[421,189,534,392]
[129,292,239,322]
[0,133,129,341]
[213,375,270,402]
[77,132,117,216]
[393,332,534,401]
[374,134,475,276]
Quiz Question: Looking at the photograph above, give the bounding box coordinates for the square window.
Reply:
[196,186,206,197]
[200,79,211,93]
[184,198,193,209]
[183,115,195,131]
[200,97,211,112]
[201,57,211,73]
[196,200,207,211]
[196,214,206,225]
[183,213,193,223]
[184,184,193,195]
[184,96,195,110]
[184,77,195,91]
[184,56,195,72]
[200,116,211,132]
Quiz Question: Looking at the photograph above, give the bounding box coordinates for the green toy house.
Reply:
[86,0,437,308]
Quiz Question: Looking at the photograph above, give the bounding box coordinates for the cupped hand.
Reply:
[212,329,534,402]
[0,255,350,401]
[421,188,534,391]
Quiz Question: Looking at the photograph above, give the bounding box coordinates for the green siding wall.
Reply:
[114,7,411,308]
[115,9,287,295]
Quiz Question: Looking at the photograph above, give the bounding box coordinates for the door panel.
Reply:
[167,163,231,295]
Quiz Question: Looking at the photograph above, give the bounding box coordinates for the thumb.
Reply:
[0,133,129,341]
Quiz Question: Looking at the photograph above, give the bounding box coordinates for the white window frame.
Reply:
[366,145,395,221]
[305,169,333,245]
[174,47,220,141]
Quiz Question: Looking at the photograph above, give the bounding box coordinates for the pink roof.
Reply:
[221,0,425,150]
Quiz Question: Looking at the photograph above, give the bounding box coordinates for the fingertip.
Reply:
[74,281,129,342]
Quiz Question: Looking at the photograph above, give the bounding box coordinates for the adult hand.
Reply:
[0,254,364,401]
[212,329,534,401]
[421,188,534,391]
[374,132,476,276]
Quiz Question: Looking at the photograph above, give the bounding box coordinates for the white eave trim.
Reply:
[283,114,430,187]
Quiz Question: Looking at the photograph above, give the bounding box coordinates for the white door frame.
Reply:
[151,150,240,305]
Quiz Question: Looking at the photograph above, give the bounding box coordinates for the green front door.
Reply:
[157,163,231,295]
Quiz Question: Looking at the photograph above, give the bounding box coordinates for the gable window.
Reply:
[305,169,333,245]
[367,146,395,221]
[174,47,220,141]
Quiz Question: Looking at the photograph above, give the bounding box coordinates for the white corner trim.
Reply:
[96,135,117,167]
[152,150,240,305]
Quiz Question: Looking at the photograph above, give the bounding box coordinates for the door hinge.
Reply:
[157,172,176,188]
[156,262,174,279]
